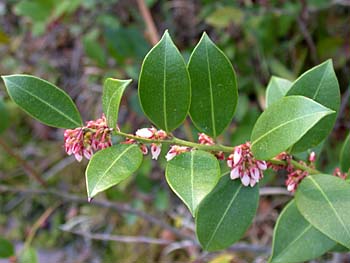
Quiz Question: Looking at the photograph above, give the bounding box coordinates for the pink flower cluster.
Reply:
[198,133,225,160]
[64,114,112,162]
[134,127,167,160]
[227,142,267,187]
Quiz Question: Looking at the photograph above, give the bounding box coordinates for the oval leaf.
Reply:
[165,150,220,215]
[86,144,143,199]
[0,237,14,258]
[138,30,190,132]
[295,174,350,249]
[1,74,82,128]
[188,32,238,137]
[340,133,350,173]
[196,176,259,251]
[270,200,335,263]
[251,96,335,160]
[286,60,340,153]
[265,76,292,108]
[102,78,131,129]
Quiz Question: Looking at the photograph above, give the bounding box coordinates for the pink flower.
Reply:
[226,142,267,187]
[140,144,148,155]
[309,151,316,163]
[151,143,161,160]
[198,133,214,145]
[136,128,156,139]
[165,145,190,161]
[63,114,112,161]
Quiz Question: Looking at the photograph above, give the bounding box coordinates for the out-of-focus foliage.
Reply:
[1,0,350,262]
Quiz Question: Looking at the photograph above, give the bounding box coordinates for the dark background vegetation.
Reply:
[0,0,349,262]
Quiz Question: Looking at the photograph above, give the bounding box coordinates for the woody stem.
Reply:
[89,128,320,174]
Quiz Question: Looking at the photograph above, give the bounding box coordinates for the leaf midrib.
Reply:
[6,79,80,127]
[251,111,331,148]
[273,224,313,261]
[204,39,216,138]
[205,184,242,250]
[312,65,328,101]
[190,151,195,212]
[89,145,134,196]
[308,177,350,241]
[163,38,168,131]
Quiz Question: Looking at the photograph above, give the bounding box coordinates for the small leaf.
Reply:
[0,237,14,258]
[295,174,350,249]
[188,32,238,137]
[265,76,292,108]
[138,30,191,132]
[340,133,350,173]
[286,60,340,153]
[251,96,335,160]
[269,200,335,263]
[166,150,220,215]
[2,74,82,129]
[0,97,9,134]
[196,176,259,251]
[102,78,131,129]
[86,144,143,199]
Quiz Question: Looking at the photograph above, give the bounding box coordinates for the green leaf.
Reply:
[265,76,292,108]
[102,78,131,129]
[166,150,220,215]
[138,30,191,132]
[251,96,335,160]
[2,74,82,129]
[295,174,350,249]
[188,33,238,137]
[286,60,340,153]
[269,200,335,263]
[19,247,38,263]
[340,133,350,173]
[196,176,259,251]
[86,144,143,199]
[0,237,14,258]
[0,97,9,134]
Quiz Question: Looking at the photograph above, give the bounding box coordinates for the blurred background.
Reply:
[0,0,349,262]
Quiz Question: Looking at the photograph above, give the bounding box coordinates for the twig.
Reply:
[136,0,159,45]
[259,187,292,196]
[64,229,174,245]
[24,203,60,248]
[297,0,319,64]
[0,185,194,242]
[0,138,47,187]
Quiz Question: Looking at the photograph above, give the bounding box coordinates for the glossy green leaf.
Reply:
[196,176,259,251]
[340,133,350,173]
[2,74,82,129]
[251,96,335,160]
[138,30,191,132]
[102,78,131,129]
[166,150,220,215]
[0,97,9,134]
[0,237,14,258]
[295,174,350,249]
[188,33,237,138]
[86,144,143,199]
[286,60,340,153]
[265,76,292,107]
[269,200,335,263]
